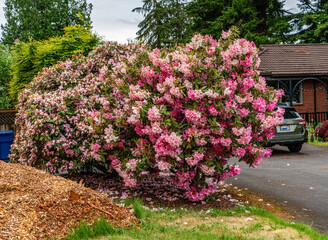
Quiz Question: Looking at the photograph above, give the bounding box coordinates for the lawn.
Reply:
[64,199,328,240]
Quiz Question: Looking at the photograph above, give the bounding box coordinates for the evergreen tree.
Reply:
[186,0,291,45]
[133,0,190,48]
[186,0,226,37]
[293,0,328,43]
[1,0,93,45]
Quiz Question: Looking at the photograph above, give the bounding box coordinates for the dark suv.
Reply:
[267,104,308,152]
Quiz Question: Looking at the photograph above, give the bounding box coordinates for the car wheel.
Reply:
[287,144,302,153]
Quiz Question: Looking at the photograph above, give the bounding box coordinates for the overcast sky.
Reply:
[0,0,299,44]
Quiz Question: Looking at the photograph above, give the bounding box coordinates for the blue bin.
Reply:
[0,130,14,161]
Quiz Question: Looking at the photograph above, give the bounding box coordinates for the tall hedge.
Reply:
[9,25,101,106]
[0,44,12,109]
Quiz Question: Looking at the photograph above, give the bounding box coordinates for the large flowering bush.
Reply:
[11,30,284,201]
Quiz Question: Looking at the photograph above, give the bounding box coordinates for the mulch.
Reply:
[0,161,138,240]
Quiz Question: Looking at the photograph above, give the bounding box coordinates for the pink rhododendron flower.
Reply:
[91,143,100,152]
[185,109,201,123]
[199,164,215,176]
[252,97,267,112]
[187,89,203,100]
[252,157,263,168]
[147,106,161,121]
[126,159,139,171]
[229,165,241,177]
[165,132,182,148]
[233,147,246,158]
[208,105,218,116]
[221,138,232,147]
[158,161,171,171]
[151,122,162,134]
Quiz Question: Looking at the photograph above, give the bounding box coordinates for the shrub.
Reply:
[314,120,328,141]
[0,44,13,108]
[10,29,284,201]
[8,25,102,106]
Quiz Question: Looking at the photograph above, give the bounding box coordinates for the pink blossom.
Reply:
[252,97,267,112]
[147,106,161,121]
[252,157,263,168]
[187,90,203,100]
[91,143,100,152]
[158,161,171,171]
[124,178,137,187]
[165,132,182,148]
[229,165,241,177]
[258,148,272,158]
[238,108,250,117]
[221,138,232,147]
[170,86,183,98]
[126,159,139,171]
[185,109,201,123]
[237,134,252,145]
[233,147,246,157]
[221,29,232,39]
[208,105,218,116]
[151,122,162,134]
[273,107,285,117]
[186,157,198,166]
[199,164,215,176]
[195,138,207,146]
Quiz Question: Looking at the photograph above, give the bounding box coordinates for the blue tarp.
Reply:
[0,130,13,161]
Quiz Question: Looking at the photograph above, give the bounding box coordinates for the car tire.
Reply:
[287,144,302,153]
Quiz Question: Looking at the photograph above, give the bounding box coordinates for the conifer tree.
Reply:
[293,0,328,43]
[186,0,291,45]
[133,0,190,48]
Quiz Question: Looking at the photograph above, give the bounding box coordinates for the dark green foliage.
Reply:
[292,0,328,43]
[186,0,226,38]
[8,25,101,106]
[0,44,13,109]
[133,0,190,48]
[186,0,292,45]
[134,0,292,47]
[1,0,93,45]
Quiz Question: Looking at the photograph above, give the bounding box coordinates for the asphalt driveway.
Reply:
[228,144,328,233]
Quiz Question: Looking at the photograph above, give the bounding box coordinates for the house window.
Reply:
[267,80,303,104]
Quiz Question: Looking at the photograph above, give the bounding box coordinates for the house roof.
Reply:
[258,43,328,77]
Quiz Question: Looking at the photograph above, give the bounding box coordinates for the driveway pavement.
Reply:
[228,144,328,233]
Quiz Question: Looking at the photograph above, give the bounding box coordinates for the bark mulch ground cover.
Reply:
[0,161,138,240]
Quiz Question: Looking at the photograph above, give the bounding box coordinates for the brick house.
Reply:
[259,43,328,122]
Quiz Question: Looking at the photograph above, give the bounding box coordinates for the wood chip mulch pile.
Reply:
[0,161,138,240]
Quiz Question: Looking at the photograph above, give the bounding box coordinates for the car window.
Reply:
[284,110,301,119]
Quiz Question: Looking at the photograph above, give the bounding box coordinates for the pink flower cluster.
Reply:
[11,29,284,202]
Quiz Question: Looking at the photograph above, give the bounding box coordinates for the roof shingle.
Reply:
[259,44,328,77]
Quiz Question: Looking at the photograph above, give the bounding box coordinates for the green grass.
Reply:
[61,199,328,240]
[306,141,328,146]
